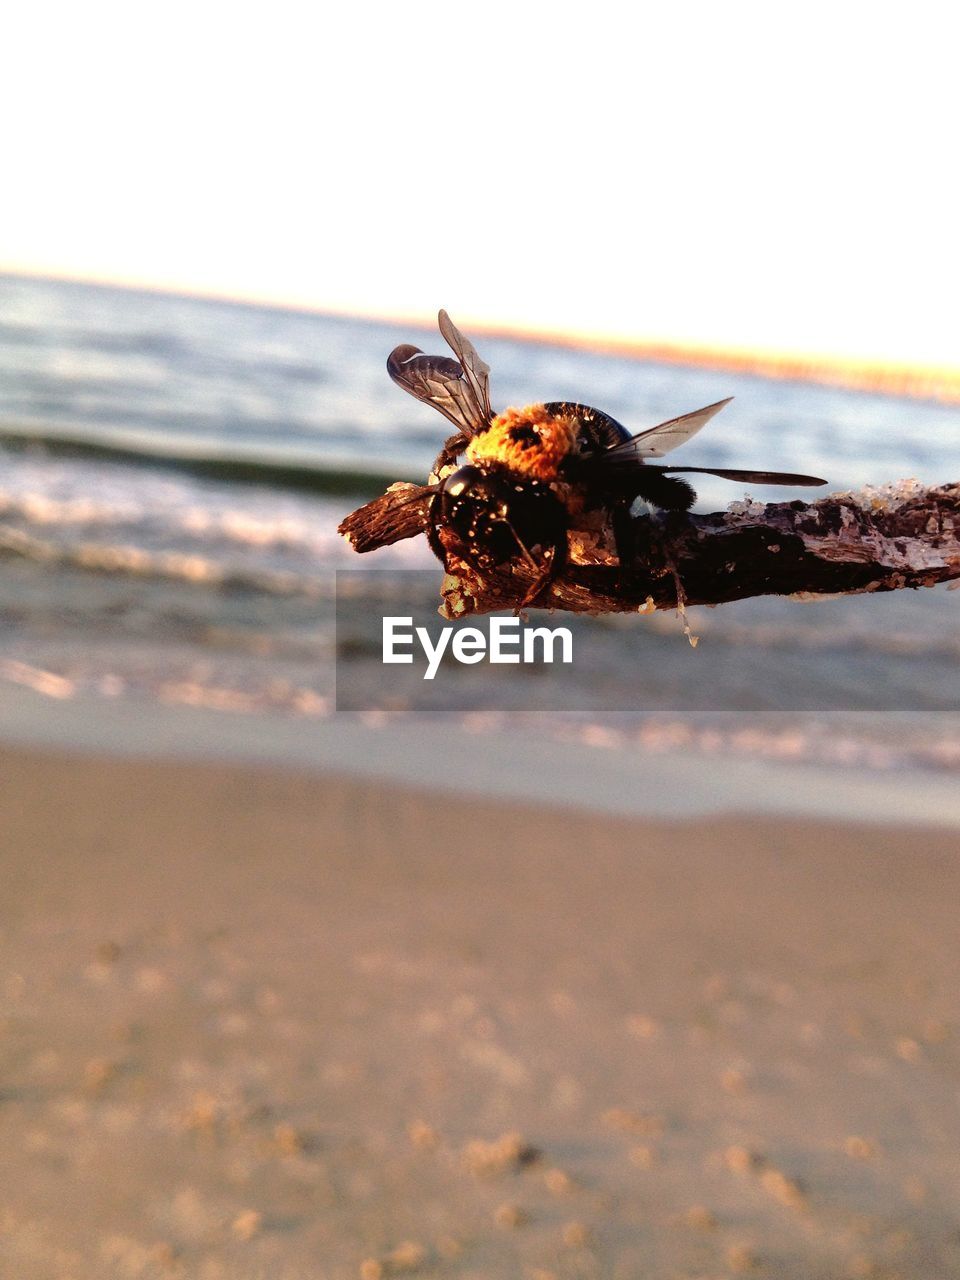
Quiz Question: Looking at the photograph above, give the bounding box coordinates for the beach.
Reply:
[4,740,960,1279]
[3,45,959,1279]
[2,274,960,1277]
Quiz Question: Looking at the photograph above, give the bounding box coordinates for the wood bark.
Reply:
[340,481,960,620]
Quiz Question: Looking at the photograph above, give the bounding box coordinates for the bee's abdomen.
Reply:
[542,402,632,453]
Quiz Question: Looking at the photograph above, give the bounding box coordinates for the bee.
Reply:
[340,311,827,607]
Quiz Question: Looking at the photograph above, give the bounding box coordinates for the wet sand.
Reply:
[2,745,960,1278]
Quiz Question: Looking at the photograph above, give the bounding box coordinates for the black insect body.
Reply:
[437,465,568,578]
[339,311,828,607]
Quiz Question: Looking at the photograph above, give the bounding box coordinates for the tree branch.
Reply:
[341,481,960,619]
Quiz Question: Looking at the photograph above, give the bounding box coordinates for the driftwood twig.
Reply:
[340,480,960,619]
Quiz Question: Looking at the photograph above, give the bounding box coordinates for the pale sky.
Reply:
[3,2,956,365]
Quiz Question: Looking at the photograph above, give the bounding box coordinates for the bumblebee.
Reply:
[340,311,827,607]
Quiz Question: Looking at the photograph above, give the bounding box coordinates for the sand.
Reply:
[2,744,960,1279]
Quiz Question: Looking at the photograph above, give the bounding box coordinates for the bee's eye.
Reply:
[443,465,483,499]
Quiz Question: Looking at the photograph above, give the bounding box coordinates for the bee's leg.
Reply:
[426,496,450,566]
[612,501,639,567]
[426,522,447,564]
[614,472,695,563]
[630,478,700,645]
[648,514,700,647]
[634,471,697,514]
[431,432,470,479]
[515,536,567,612]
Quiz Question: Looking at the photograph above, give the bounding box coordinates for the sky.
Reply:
[3,2,956,366]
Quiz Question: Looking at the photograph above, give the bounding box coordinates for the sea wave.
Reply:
[2,277,959,785]
[0,423,404,498]
[0,523,328,596]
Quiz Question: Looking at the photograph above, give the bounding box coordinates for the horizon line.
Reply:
[5,267,960,406]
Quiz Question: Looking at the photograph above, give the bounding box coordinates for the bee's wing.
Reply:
[566,393,826,495]
[386,345,482,437]
[338,481,438,553]
[597,397,735,462]
[386,310,492,438]
[438,309,493,423]
[662,466,828,486]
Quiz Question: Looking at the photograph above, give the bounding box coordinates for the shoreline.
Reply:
[3,683,960,829]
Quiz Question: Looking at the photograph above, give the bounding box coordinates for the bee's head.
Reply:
[440,464,491,505]
[438,463,566,569]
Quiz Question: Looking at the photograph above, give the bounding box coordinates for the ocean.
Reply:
[2,273,959,790]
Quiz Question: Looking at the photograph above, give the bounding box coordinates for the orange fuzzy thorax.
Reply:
[466,405,578,482]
